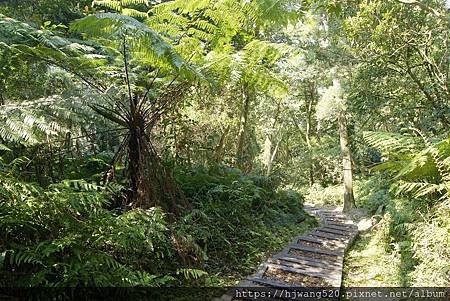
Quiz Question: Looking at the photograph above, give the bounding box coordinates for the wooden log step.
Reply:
[267,259,339,280]
[246,276,292,288]
[320,227,353,236]
[324,224,356,232]
[287,243,342,257]
[326,221,357,228]
[320,211,344,215]
[285,247,343,265]
[324,216,347,220]
[296,234,346,246]
[273,254,342,270]
[294,237,345,252]
[320,212,346,217]
[259,265,335,287]
[309,230,350,242]
[293,235,325,244]
[264,262,340,283]
[297,237,345,248]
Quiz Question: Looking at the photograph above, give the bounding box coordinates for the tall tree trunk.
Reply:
[236,85,251,169]
[214,125,230,163]
[305,91,314,186]
[265,138,280,176]
[338,112,356,212]
[264,100,282,176]
[263,135,272,175]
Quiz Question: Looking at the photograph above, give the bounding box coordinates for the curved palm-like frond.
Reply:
[71,13,201,80]
[0,93,114,146]
[93,0,151,18]
[364,131,450,201]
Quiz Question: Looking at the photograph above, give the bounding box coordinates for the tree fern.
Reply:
[93,0,151,19]
[71,13,199,77]
[364,130,450,201]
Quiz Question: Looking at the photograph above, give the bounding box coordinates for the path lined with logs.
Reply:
[215,205,358,300]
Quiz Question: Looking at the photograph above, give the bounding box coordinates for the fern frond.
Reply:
[363,131,423,156]
[0,94,106,146]
[176,268,207,280]
[366,130,450,202]
[71,13,200,78]
[392,180,447,198]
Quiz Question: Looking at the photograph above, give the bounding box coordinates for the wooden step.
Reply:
[273,253,342,269]
[310,230,349,242]
[263,263,340,283]
[294,237,345,252]
[267,259,340,280]
[287,243,343,257]
[246,276,291,288]
[324,224,356,232]
[326,221,357,228]
[217,205,359,301]
[320,227,353,236]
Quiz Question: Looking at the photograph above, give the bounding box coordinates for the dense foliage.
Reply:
[1,161,312,288]
[0,0,448,291]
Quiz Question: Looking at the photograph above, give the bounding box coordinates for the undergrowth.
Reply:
[175,165,317,284]
[0,160,315,290]
[343,174,450,287]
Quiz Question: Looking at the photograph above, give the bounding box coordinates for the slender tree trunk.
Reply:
[236,85,251,169]
[263,135,272,175]
[214,125,230,163]
[266,139,280,176]
[305,91,314,186]
[263,100,281,176]
[338,112,356,212]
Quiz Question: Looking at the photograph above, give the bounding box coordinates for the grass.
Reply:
[343,230,403,287]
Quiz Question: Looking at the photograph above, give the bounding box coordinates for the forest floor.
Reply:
[342,213,413,287]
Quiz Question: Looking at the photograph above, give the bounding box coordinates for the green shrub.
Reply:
[353,132,450,286]
[354,174,391,214]
[410,200,450,286]
[175,166,315,280]
[0,176,176,287]
[1,163,315,288]
[303,183,342,206]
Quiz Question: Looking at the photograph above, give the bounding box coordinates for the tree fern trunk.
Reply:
[127,108,188,217]
[128,113,147,208]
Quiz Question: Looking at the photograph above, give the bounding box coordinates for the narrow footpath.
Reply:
[215,205,358,300]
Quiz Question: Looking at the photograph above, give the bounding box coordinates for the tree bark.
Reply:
[235,85,251,169]
[305,88,314,186]
[214,125,230,163]
[338,112,356,212]
[128,110,147,208]
[266,139,280,176]
[263,135,280,176]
